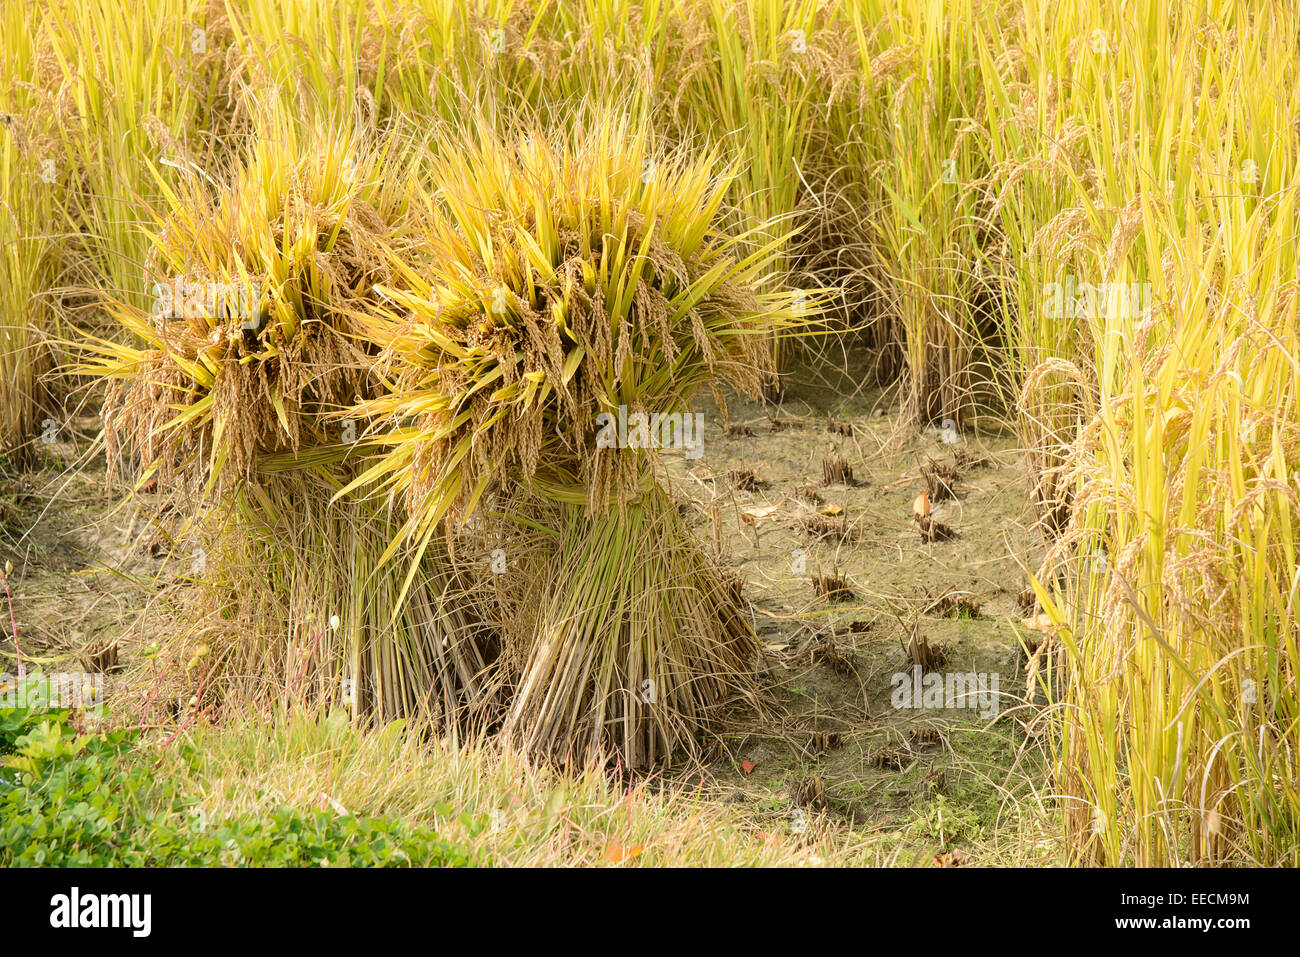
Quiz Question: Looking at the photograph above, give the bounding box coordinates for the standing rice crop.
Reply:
[669,0,838,394]
[1010,0,1300,865]
[842,0,991,428]
[0,4,66,467]
[42,0,223,321]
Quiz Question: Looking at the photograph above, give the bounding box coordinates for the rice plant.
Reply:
[842,0,991,428]
[1011,0,1300,865]
[669,0,839,395]
[79,101,496,727]
[42,0,222,322]
[9,0,1299,866]
[0,3,65,467]
[341,109,806,765]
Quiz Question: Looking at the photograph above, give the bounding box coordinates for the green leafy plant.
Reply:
[0,703,472,867]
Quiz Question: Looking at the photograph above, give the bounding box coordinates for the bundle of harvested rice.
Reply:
[345,109,809,765]
[81,103,496,727]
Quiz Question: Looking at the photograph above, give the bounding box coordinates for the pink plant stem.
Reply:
[155,712,196,757]
[291,627,326,689]
[155,672,207,762]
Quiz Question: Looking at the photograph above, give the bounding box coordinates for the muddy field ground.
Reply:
[0,345,1057,863]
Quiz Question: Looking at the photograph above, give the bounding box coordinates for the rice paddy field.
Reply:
[1,0,1297,874]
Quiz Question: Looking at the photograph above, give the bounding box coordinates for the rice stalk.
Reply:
[344,107,809,765]
[0,4,66,466]
[80,100,498,731]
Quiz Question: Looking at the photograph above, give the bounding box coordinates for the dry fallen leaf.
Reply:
[741,759,758,775]
[913,490,931,519]
[819,503,844,517]
[932,848,971,867]
[741,505,780,525]
[604,841,645,863]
